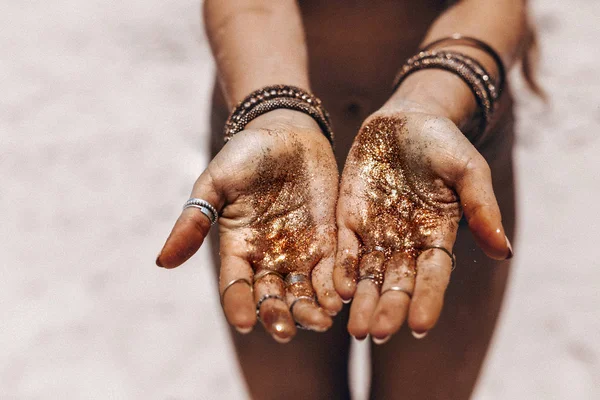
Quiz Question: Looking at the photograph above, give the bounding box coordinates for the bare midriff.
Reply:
[210,0,512,163]
[300,0,448,115]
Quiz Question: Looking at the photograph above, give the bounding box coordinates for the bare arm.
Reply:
[389,0,528,130]
[335,0,526,340]
[158,1,342,341]
[204,0,310,107]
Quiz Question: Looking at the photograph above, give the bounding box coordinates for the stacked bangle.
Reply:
[223,84,334,145]
[422,34,506,97]
[392,35,505,138]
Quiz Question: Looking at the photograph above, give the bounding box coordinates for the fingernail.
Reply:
[272,333,293,344]
[235,325,253,334]
[354,335,367,341]
[341,298,352,304]
[372,335,391,345]
[412,330,428,339]
[269,321,294,343]
[310,324,329,333]
[505,235,513,259]
[155,253,164,268]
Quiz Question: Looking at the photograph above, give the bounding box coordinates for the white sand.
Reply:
[1,0,599,398]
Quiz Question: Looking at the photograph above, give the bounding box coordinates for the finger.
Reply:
[312,255,343,315]
[254,271,297,343]
[408,247,453,335]
[286,275,332,332]
[219,255,256,334]
[156,170,222,269]
[333,226,360,301]
[369,253,416,342]
[455,156,511,260]
[347,250,385,339]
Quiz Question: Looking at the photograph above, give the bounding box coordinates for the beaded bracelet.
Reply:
[422,34,506,97]
[223,84,334,145]
[392,50,497,135]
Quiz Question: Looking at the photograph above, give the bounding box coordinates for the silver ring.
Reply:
[358,273,382,287]
[285,273,309,287]
[256,294,285,319]
[422,245,456,271]
[220,278,252,306]
[373,245,386,253]
[381,286,412,299]
[183,198,218,225]
[289,296,316,315]
[289,296,317,330]
[254,270,284,283]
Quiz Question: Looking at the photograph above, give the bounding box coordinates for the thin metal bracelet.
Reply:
[392,50,495,135]
[224,84,334,145]
[422,34,505,97]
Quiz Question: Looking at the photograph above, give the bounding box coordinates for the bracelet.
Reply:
[223,85,334,145]
[392,50,497,136]
[422,34,506,97]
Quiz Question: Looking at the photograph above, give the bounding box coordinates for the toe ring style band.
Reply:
[285,273,309,286]
[220,278,252,307]
[183,198,218,225]
[381,286,412,299]
[254,270,284,283]
[358,274,381,287]
[289,296,316,315]
[256,294,285,318]
[422,245,456,270]
[289,296,317,330]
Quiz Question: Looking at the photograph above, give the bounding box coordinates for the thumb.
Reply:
[156,169,223,269]
[454,156,512,260]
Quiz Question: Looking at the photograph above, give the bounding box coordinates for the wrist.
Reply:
[384,69,477,127]
[385,44,502,131]
[225,85,334,145]
[245,108,322,133]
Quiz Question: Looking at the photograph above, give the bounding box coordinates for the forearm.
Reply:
[386,0,528,129]
[204,0,310,108]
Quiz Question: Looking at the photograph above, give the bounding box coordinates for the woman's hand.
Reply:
[156,109,343,343]
[333,109,511,342]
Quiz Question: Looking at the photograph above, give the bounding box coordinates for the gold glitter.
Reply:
[244,134,319,277]
[347,116,461,277]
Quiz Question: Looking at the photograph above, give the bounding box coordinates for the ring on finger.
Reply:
[256,294,285,320]
[289,296,317,330]
[285,273,309,287]
[422,245,456,271]
[254,270,284,283]
[373,245,386,254]
[381,286,412,299]
[358,273,383,288]
[220,278,253,307]
[183,198,218,225]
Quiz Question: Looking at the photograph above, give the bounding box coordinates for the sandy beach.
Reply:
[1,0,599,398]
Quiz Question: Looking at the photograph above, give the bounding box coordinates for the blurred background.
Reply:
[1,0,599,398]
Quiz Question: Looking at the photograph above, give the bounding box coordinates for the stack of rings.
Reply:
[249,271,317,330]
[357,245,457,296]
[285,273,317,330]
[183,198,219,225]
[253,270,285,319]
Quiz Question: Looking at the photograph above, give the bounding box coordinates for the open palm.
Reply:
[157,111,342,342]
[334,112,511,341]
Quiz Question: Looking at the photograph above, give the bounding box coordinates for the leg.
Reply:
[208,86,352,400]
[369,110,516,400]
